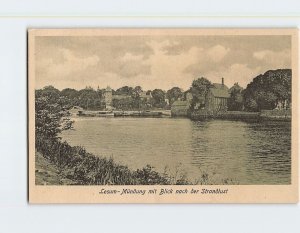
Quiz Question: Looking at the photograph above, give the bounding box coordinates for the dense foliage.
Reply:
[189,77,212,110]
[228,83,244,111]
[37,85,176,111]
[35,86,73,140]
[243,69,291,111]
[36,137,173,185]
[37,68,292,115]
[151,89,167,108]
[166,87,183,106]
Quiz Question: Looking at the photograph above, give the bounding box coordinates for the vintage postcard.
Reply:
[28,28,298,203]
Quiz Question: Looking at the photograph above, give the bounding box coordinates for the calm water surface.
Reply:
[61,117,291,184]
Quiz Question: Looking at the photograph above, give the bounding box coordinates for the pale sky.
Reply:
[35,35,291,91]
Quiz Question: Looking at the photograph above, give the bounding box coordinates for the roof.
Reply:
[172,100,190,107]
[140,91,151,98]
[209,84,230,98]
[212,83,229,90]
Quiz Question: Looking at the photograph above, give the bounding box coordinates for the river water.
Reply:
[61,117,291,184]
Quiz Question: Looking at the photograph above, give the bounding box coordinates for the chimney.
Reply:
[222,77,224,86]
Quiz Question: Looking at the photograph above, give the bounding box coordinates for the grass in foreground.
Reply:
[35,151,75,185]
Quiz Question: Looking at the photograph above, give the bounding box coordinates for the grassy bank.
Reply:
[36,137,185,185]
[35,151,75,185]
[35,137,237,185]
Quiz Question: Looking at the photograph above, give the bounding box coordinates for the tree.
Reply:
[244,97,258,111]
[115,86,134,96]
[61,88,80,106]
[35,88,73,140]
[131,86,143,99]
[61,88,78,98]
[38,85,61,102]
[167,87,183,105]
[134,86,143,94]
[78,87,100,110]
[113,98,135,110]
[243,69,291,111]
[190,77,212,110]
[228,83,244,111]
[151,89,166,108]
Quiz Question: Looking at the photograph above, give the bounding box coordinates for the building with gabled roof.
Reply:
[171,78,231,116]
[205,78,230,112]
[171,100,191,116]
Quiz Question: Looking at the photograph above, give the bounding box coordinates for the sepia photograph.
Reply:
[28,29,298,203]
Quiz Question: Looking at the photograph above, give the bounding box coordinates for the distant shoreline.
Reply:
[190,109,291,121]
[72,109,291,122]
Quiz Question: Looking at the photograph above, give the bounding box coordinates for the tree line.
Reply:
[36,68,291,112]
[229,69,291,111]
[187,69,291,112]
[36,85,183,111]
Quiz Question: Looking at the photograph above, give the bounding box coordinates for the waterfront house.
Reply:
[171,91,193,116]
[106,90,152,102]
[171,78,230,116]
[139,91,152,100]
[171,100,191,116]
[205,78,230,112]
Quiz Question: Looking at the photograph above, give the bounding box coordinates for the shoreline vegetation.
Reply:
[35,137,238,185]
